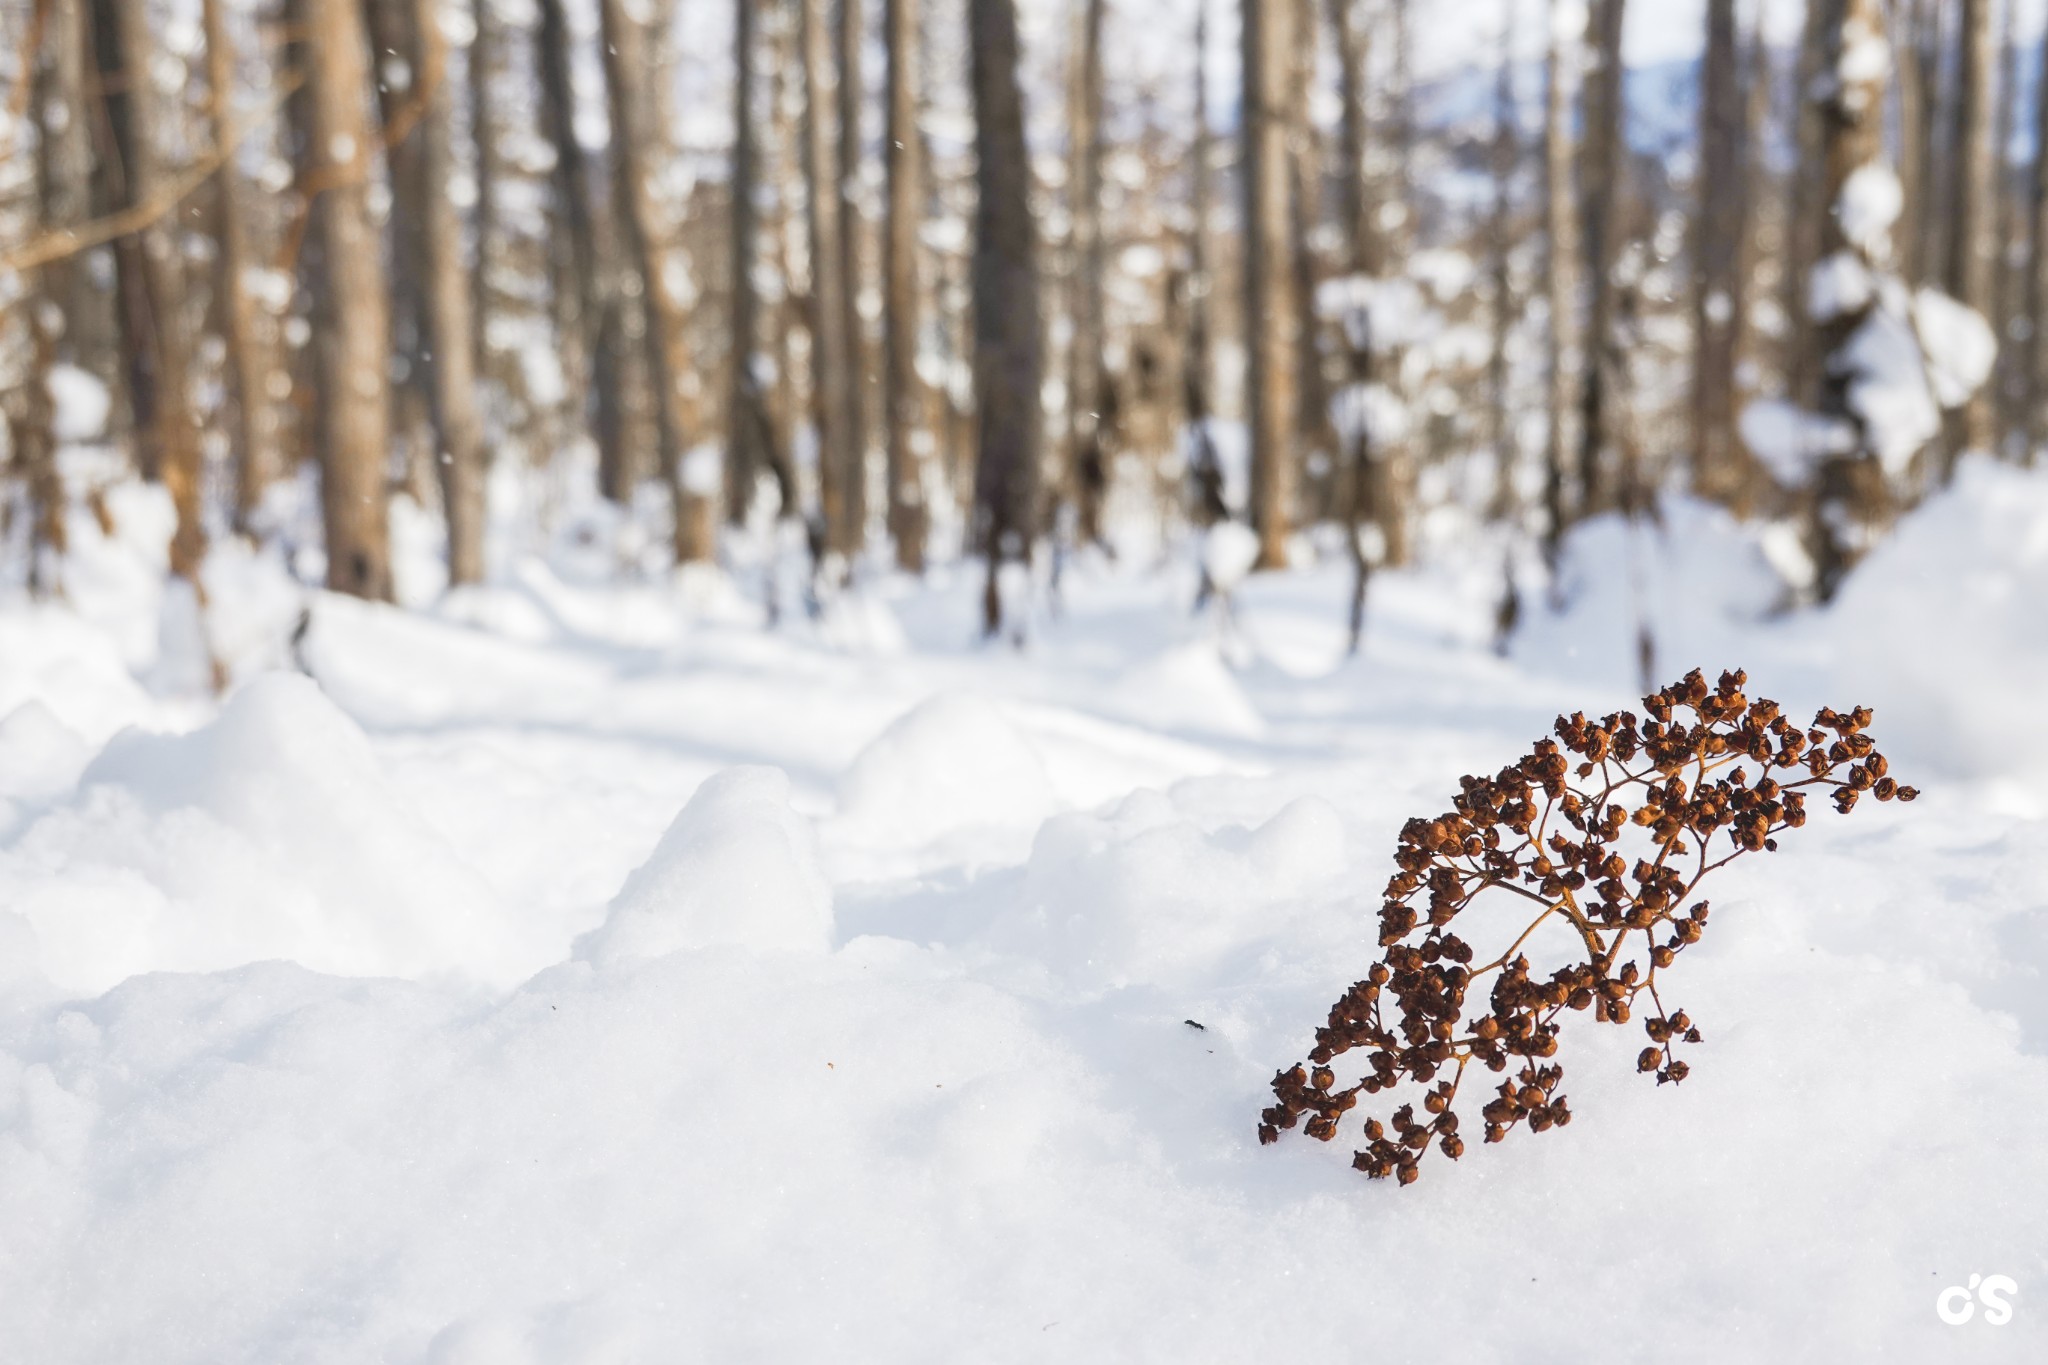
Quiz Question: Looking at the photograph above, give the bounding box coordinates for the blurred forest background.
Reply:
[0,0,2036,664]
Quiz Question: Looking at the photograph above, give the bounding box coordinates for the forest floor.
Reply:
[2,459,2047,1360]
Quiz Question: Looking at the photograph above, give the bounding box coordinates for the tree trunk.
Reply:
[297,0,394,599]
[801,0,859,565]
[1329,0,1377,278]
[1692,0,1756,512]
[968,0,1044,635]
[1576,0,1626,518]
[1289,0,1334,521]
[421,0,487,582]
[1185,0,1224,527]
[882,0,927,567]
[1893,0,1927,283]
[1241,0,1299,569]
[1992,0,2020,447]
[1910,0,1946,287]
[1946,0,1996,461]
[599,0,714,562]
[1812,0,1895,600]
[85,0,205,582]
[2023,0,2048,458]
[534,0,633,507]
[1783,0,1830,407]
[1487,4,1517,519]
[838,0,870,553]
[1541,0,1578,570]
[730,0,765,521]
[1066,0,1109,547]
[201,0,274,533]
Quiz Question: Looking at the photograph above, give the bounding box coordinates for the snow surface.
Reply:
[4,466,2048,1360]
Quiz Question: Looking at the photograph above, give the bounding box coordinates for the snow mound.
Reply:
[580,766,832,962]
[1104,642,1266,739]
[835,694,1062,849]
[1824,457,2048,781]
[987,789,1354,989]
[0,701,91,805]
[0,673,516,993]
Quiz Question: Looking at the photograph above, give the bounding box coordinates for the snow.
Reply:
[5,463,2048,1359]
[1836,164,1904,259]
[577,766,832,962]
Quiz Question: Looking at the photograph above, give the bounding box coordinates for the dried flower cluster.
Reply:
[1259,669,1915,1186]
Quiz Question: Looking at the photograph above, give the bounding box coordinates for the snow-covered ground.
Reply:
[4,460,2047,1360]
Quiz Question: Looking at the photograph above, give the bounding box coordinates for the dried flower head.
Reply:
[1258,669,1915,1186]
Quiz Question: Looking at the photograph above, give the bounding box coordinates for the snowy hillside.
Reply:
[3,461,2046,1360]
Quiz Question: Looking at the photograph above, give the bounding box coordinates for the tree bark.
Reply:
[85,0,205,581]
[2023,0,2048,458]
[730,0,766,521]
[838,0,870,552]
[1947,0,1996,460]
[1576,0,1626,518]
[1812,0,1895,600]
[599,0,714,562]
[968,0,1044,635]
[1487,5,1517,518]
[1784,0,1830,407]
[1185,0,1224,527]
[297,0,394,599]
[882,0,927,567]
[1241,0,1299,569]
[1066,0,1109,547]
[200,0,274,533]
[1541,0,1578,569]
[1329,0,1378,278]
[422,0,487,582]
[802,0,859,564]
[1692,0,1757,512]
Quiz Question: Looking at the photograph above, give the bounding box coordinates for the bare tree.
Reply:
[883,0,928,567]
[838,0,870,550]
[85,0,205,583]
[295,0,394,599]
[1947,0,1996,461]
[1541,0,1578,570]
[730,0,768,522]
[1241,0,1299,569]
[370,0,487,584]
[1576,0,1626,518]
[1066,0,1110,547]
[201,0,273,532]
[802,0,860,565]
[1185,0,1225,527]
[1693,0,1758,512]
[599,0,714,562]
[2022,0,2048,458]
[1487,3,1518,518]
[1811,0,1896,599]
[967,0,1043,635]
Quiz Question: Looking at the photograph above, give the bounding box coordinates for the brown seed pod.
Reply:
[1259,669,1911,1187]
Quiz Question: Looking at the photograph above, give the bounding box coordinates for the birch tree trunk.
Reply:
[968,0,1044,635]
[2022,0,2048,458]
[883,0,928,567]
[1241,0,1298,569]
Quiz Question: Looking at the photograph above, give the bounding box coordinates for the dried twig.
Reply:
[1260,668,1916,1186]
